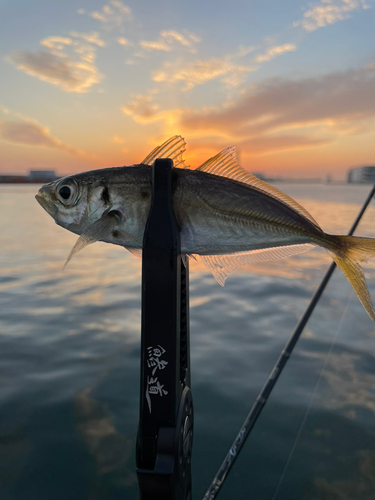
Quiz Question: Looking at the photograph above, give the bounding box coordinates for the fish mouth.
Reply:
[35,190,58,218]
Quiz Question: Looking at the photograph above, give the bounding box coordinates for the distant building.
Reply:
[252,172,266,180]
[348,166,375,183]
[28,170,57,182]
[0,175,28,183]
[0,170,59,183]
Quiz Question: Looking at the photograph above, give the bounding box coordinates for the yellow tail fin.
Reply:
[328,235,375,321]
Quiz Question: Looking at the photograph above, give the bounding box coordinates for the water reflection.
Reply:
[1,183,375,499]
[313,450,375,500]
[74,387,136,486]
[0,427,31,494]
[308,349,375,416]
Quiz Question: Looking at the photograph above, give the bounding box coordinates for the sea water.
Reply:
[1,183,375,500]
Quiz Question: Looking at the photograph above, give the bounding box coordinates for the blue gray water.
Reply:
[1,183,375,500]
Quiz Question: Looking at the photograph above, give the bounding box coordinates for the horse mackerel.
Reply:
[35,136,375,321]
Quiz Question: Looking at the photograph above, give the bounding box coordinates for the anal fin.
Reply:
[201,244,315,286]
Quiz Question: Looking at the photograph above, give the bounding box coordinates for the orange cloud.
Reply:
[79,0,133,26]
[7,33,104,93]
[255,43,296,63]
[140,40,171,52]
[180,66,375,142]
[40,36,73,50]
[121,91,162,122]
[138,29,201,57]
[153,57,254,90]
[69,31,106,47]
[0,118,91,159]
[117,37,133,46]
[122,64,375,162]
[160,30,201,47]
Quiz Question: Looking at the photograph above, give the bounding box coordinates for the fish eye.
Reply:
[59,186,71,200]
[56,179,79,205]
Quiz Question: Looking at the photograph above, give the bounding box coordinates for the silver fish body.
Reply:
[36,136,375,321]
[37,164,328,253]
[173,168,328,255]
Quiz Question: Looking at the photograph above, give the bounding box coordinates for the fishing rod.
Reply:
[203,183,375,500]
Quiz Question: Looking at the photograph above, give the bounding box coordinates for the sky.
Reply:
[1,0,375,179]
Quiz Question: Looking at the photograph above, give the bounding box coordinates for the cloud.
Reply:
[7,34,104,92]
[179,65,375,140]
[187,131,330,157]
[111,135,126,144]
[121,91,164,122]
[140,40,171,52]
[234,45,256,58]
[0,117,89,159]
[256,43,297,63]
[161,30,201,46]
[40,37,73,50]
[79,0,133,27]
[123,64,375,158]
[69,31,106,47]
[139,29,201,54]
[7,51,98,92]
[120,91,184,139]
[153,57,254,90]
[125,58,137,65]
[147,40,257,91]
[117,37,133,46]
[294,0,370,32]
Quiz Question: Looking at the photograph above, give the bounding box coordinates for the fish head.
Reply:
[35,175,91,233]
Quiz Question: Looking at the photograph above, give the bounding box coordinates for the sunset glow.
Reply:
[1,0,375,179]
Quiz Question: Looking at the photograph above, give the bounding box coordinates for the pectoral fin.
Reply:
[63,211,120,269]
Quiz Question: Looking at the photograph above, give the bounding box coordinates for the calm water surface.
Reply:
[1,183,375,500]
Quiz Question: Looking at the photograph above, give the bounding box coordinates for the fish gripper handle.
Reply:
[136,158,193,500]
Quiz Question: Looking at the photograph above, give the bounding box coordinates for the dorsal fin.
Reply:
[141,135,188,168]
[201,244,315,286]
[197,147,320,228]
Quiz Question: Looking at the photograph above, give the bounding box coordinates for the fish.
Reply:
[36,135,375,321]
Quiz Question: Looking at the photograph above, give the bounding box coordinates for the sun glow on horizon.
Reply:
[1,0,375,180]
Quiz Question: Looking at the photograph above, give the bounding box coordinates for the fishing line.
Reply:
[271,289,353,500]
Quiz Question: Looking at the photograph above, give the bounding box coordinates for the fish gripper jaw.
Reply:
[136,158,193,500]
